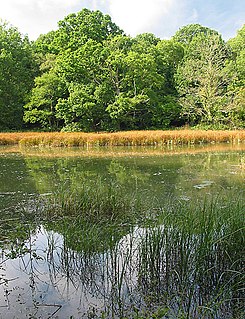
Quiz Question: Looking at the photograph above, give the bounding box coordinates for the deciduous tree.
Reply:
[0,21,37,130]
[175,31,230,126]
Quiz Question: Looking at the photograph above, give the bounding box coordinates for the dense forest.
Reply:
[0,9,244,132]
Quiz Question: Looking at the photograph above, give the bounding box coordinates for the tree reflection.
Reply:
[0,150,244,318]
[0,198,244,318]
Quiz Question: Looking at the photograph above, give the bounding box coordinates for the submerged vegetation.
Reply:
[0,129,245,147]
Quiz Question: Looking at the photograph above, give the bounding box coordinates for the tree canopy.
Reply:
[0,20,37,130]
[0,10,244,132]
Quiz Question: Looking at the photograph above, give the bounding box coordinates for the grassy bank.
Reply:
[0,130,244,147]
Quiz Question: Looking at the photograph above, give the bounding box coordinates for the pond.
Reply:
[0,144,244,319]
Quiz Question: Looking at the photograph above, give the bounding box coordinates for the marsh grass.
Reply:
[0,130,244,147]
[43,178,148,253]
[42,176,245,318]
[46,178,144,222]
[0,152,244,319]
[136,195,245,318]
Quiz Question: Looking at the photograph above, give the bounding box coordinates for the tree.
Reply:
[55,38,113,131]
[175,32,231,126]
[226,25,245,127]
[105,34,165,130]
[22,13,244,131]
[24,9,123,131]
[27,24,185,131]
[55,32,164,131]
[152,40,184,127]
[55,9,123,51]
[24,62,67,130]
[0,21,37,130]
[173,24,219,46]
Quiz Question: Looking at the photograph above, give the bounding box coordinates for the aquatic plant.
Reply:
[0,165,244,318]
[136,196,245,318]
[45,178,144,222]
[41,183,245,318]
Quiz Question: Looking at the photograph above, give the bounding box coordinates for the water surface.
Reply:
[0,144,244,318]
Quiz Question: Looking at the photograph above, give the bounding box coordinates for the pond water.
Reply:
[0,145,244,318]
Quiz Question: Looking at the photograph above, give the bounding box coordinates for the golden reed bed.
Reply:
[0,130,244,147]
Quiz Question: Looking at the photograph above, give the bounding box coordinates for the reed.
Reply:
[42,172,244,316]
[0,130,244,147]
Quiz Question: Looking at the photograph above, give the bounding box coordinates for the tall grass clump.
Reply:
[43,178,147,253]
[42,180,244,318]
[46,178,144,222]
[136,194,245,319]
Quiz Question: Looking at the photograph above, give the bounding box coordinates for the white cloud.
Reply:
[0,0,82,39]
[108,0,176,36]
[0,0,188,40]
[0,0,243,41]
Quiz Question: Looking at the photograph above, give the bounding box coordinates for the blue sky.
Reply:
[0,0,244,41]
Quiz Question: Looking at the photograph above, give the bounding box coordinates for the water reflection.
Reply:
[0,215,243,318]
[0,145,244,318]
[0,145,244,209]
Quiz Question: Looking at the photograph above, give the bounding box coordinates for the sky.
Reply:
[0,0,244,41]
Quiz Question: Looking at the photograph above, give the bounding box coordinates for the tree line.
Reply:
[0,9,244,131]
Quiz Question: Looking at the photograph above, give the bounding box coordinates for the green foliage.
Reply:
[24,68,67,129]
[22,10,186,131]
[56,82,109,131]
[46,177,143,222]
[156,39,184,93]
[55,9,123,50]
[34,31,58,55]
[56,30,183,130]
[173,23,219,46]
[175,32,232,126]
[174,24,245,128]
[226,25,245,127]
[0,10,244,131]
[0,20,37,130]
